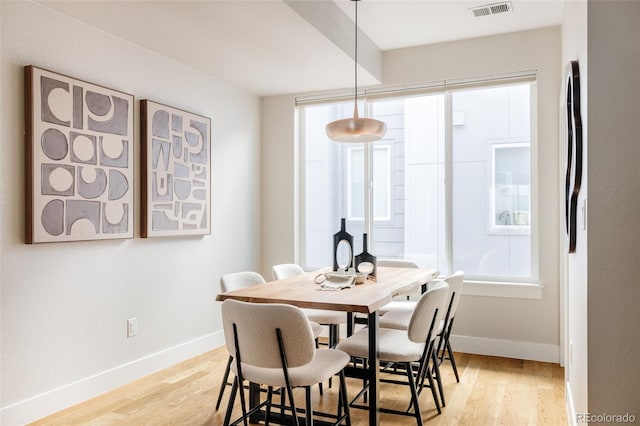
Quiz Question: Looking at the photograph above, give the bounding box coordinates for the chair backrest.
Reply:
[221,299,316,368]
[407,282,449,344]
[220,271,265,293]
[272,263,305,281]
[377,259,419,268]
[444,270,465,319]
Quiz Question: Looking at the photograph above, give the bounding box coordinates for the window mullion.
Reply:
[445,91,453,276]
[364,101,373,237]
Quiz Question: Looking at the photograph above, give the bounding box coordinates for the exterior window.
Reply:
[347,147,365,220]
[300,82,534,282]
[451,84,531,279]
[347,146,390,222]
[491,142,530,232]
[372,146,391,221]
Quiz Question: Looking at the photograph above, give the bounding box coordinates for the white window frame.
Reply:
[488,140,531,235]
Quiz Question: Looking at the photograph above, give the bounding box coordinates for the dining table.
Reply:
[216,265,439,426]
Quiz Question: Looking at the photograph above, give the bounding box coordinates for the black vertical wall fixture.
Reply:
[565,60,583,253]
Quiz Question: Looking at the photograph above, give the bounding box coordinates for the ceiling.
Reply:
[39,0,565,96]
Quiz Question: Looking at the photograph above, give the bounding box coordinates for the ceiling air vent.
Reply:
[470,1,513,17]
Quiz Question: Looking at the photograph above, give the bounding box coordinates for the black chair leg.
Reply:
[447,341,460,382]
[426,366,441,415]
[223,377,238,426]
[236,378,249,426]
[284,379,299,426]
[265,386,273,426]
[432,350,446,407]
[339,371,352,426]
[437,334,446,364]
[406,362,424,426]
[216,355,233,410]
[305,386,313,426]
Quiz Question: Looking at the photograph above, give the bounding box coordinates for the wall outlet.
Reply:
[127,318,138,337]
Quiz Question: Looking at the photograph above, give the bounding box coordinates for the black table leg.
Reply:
[347,312,354,337]
[249,382,261,423]
[368,311,380,426]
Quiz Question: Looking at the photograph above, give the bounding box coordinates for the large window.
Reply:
[347,146,391,221]
[300,81,535,282]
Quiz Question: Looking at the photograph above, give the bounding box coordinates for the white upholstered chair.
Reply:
[272,263,347,348]
[215,271,324,411]
[351,259,425,331]
[376,259,422,316]
[336,282,449,424]
[376,258,421,269]
[379,271,463,331]
[378,271,465,406]
[271,264,305,281]
[221,299,351,426]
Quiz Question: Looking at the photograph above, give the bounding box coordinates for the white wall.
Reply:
[262,27,562,361]
[0,2,261,424]
[561,0,588,421]
[562,2,640,421]
[587,0,640,418]
[261,95,297,273]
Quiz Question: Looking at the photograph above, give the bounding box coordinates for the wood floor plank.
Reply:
[30,347,567,425]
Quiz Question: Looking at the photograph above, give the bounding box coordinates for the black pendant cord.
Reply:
[354,0,358,107]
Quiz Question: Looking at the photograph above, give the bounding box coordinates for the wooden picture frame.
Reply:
[140,100,211,237]
[25,66,134,243]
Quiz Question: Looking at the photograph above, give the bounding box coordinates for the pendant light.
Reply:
[326,0,386,142]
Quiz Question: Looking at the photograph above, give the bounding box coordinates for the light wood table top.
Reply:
[215,266,439,314]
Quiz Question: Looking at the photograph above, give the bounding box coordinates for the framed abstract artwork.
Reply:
[565,60,582,253]
[24,66,134,243]
[140,100,211,237]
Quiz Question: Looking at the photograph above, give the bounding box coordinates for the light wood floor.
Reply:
[31,346,567,425]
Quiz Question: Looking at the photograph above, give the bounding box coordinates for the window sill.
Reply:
[424,278,543,300]
[461,280,543,300]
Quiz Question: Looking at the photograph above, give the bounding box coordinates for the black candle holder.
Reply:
[333,218,353,272]
[355,233,377,278]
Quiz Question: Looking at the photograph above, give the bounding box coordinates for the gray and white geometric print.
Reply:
[143,101,211,237]
[27,66,134,243]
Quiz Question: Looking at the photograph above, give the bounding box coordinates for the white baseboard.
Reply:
[566,381,577,426]
[0,331,224,426]
[450,334,560,363]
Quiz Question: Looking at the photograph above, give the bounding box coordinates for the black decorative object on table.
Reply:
[355,233,377,278]
[333,218,353,272]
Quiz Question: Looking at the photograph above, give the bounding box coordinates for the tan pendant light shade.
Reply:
[326,103,386,143]
[326,0,386,143]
